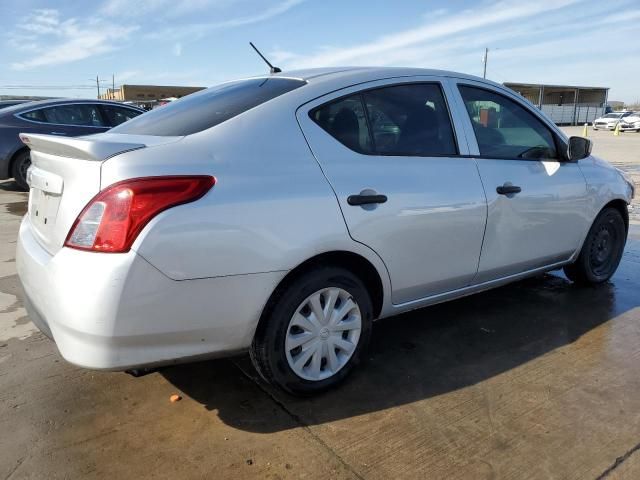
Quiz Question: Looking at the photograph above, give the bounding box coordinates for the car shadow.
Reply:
[162,243,640,433]
[0,180,25,193]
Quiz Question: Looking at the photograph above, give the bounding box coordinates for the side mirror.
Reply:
[567,136,592,161]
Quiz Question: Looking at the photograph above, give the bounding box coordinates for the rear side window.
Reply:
[311,83,457,157]
[111,77,306,136]
[458,85,558,160]
[310,95,372,154]
[20,109,47,122]
[100,105,142,126]
[22,104,106,126]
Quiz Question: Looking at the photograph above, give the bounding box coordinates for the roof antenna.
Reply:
[249,42,282,74]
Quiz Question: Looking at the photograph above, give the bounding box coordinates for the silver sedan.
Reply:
[16,67,634,395]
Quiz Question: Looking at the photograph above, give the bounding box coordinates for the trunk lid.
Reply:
[21,132,179,255]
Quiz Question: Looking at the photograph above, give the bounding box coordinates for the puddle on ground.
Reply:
[0,291,35,341]
[5,201,28,216]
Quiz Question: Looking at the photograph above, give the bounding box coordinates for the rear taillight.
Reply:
[65,176,215,253]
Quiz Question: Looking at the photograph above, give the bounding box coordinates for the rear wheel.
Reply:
[250,266,373,395]
[11,150,31,191]
[564,207,626,284]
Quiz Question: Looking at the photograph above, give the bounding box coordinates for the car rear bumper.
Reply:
[16,217,285,370]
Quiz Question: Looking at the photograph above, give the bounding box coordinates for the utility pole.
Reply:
[112,74,115,100]
[95,75,101,98]
[482,47,489,79]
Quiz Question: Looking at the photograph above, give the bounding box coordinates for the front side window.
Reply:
[26,104,107,127]
[459,85,558,160]
[311,83,457,157]
[100,105,142,126]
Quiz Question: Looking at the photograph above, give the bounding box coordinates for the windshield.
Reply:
[603,113,623,118]
[111,77,306,136]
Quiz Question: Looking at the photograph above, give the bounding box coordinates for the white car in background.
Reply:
[619,113,640,132]
[593,111,634,130]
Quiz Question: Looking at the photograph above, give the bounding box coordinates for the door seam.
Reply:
[470,157,490,287]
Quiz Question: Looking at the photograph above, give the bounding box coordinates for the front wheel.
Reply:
[250,266,373,395]
[564,207,626,284]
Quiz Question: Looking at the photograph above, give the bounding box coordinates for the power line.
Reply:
[0,85,96,89]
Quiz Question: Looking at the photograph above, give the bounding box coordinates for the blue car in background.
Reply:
[0,99,143,190]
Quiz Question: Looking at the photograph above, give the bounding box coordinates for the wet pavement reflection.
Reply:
[166,238,640,433]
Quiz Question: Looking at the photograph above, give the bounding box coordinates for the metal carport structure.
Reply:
[503,82,609,125]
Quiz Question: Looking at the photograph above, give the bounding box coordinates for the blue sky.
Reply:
[1,0,639,102]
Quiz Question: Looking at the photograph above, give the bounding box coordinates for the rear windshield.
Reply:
[111,77,306,136]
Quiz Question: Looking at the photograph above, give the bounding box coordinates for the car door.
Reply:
[450,80,589,283]
[297,78,487,304]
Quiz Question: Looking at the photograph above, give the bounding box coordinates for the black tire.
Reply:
[250,266,373,396]
[11,150,31,191]
[564,207,626,285]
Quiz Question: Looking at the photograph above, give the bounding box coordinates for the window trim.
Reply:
[455,82,568,162]
[15,102,142,129]
[309,81,461,158]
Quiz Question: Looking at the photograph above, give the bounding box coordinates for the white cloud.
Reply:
[146,0,304,39]
[115,70,140,83]
[207,0,303,28]
[9,9,138,70]
[100,0,234,18]
[274,0,581,68]
[101,0,300,26]
[5,0,302,72]
[265,0,640,102]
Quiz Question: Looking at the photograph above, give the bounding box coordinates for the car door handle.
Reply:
[347,194,388,206]
[496,184,521,195]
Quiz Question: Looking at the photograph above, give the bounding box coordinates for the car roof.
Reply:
[255,66,506,100]
[0,99,32,105]
[1,98,144,115]
[273,66,480,81]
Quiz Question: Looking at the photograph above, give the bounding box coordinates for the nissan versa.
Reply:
[16,67,634,395]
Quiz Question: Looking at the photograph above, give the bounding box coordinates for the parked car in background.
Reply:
[16,67,633,395]
[592,111,634,130]
[619,112,640,132]
[0,99,32,110]
[0,99,144,190]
